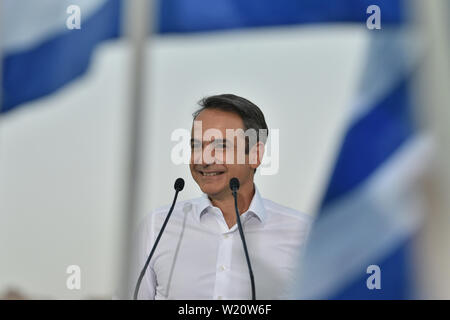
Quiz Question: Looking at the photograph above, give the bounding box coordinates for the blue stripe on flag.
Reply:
[158,0,405,34]
[320,79,415,210]
[329,241,412,300]
[1,0,121,113]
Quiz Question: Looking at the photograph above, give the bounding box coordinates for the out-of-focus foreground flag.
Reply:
[294,29,432,298]
[1,0,121,113]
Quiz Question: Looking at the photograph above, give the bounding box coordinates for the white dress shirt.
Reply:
[134,186,312,300]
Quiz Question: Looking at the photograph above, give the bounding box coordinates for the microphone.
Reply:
[133,178,185,300]
[229,178,256,300]
[229,177,240,192]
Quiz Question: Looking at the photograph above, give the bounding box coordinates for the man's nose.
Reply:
[202,145,216,165]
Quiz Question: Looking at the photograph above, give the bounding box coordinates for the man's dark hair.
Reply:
[192,94,269,154]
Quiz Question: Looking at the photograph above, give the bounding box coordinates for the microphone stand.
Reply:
[230,178,256,300]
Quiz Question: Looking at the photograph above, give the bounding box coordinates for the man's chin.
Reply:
[199,184,227,198]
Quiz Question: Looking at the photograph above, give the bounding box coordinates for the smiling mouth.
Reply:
[199,171,225,177]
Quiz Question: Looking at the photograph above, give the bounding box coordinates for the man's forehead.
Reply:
[190,128,246,141]
[192,109,244,129]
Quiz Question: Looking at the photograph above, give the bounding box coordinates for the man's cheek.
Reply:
[225,149,235,164]
[215,150,226,164]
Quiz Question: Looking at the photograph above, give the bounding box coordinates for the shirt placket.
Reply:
[212,208,236,300]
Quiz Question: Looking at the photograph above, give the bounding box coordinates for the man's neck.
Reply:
[209,183,255,229]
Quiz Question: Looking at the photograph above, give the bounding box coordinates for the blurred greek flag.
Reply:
[293,29,433,299]
[1,0,121,113]
[1,0,403,113]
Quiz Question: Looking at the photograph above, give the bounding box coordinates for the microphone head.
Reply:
[174,178,185,192]
[229,177,240,191]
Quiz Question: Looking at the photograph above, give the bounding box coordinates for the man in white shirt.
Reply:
[134,94,312,299]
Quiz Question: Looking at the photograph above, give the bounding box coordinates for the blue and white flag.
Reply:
[293,28,432,299]
[1,0,121,113]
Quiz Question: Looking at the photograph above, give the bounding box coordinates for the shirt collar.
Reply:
[194,185,266,224]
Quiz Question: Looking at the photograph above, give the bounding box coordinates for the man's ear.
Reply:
[249,141,265,170]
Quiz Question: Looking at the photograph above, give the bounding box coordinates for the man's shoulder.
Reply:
[262,197,313,226]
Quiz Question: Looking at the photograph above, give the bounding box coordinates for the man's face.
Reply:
[189,109,260,199]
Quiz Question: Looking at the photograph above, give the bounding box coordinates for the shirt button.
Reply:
[219,265,226,271]
[223,234,229,239]
[217,296,223,300]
